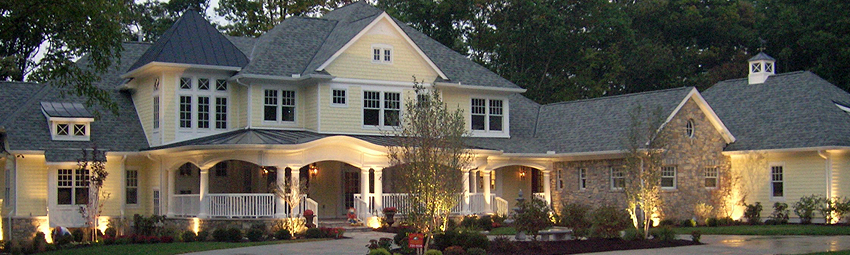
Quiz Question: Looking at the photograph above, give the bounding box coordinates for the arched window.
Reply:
[685,119,695,138]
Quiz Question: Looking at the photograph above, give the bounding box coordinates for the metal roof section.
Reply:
[40,102,93,118]
[748,52,776,62]
[125,10,249,75]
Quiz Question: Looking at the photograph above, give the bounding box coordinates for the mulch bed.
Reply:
[488,239,701,255]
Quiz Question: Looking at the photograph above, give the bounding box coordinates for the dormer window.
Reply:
[41,102,93,141]
[372,44,392,64]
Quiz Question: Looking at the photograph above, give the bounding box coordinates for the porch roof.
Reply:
[143,128,397,150]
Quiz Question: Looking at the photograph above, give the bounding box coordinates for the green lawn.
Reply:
[674,224,850,236]
[40,239,325,255]
[806,251,850,255]
[487,227,517,235]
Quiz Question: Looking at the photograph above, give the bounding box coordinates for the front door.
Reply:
[343,171,360,214]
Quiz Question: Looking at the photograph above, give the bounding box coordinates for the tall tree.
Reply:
[622,105,668,239]
[126,0,210,42]
[388,80,471,250]
[0,0,129,111]
[216,0,353,37]
[77,146,109,242]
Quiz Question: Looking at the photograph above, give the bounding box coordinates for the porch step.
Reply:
[318,219,374,232]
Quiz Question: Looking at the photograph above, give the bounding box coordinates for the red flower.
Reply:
[304,209,314,216]
[383,207,397,213]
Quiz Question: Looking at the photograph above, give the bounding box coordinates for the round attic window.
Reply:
[686,119,695,138]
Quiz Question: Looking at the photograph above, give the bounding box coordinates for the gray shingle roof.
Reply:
[239,17,339,76]
[127,10,249,73]
[703,71,850,151]
[748,52,776,62]
[40,102,93,118]
[534,87,694,154]
[143,128,398,150]
[0,42,152,162]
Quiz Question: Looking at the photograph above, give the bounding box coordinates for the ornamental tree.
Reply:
[622,105,668,239]
[388,78,471,250]
[77,145,109,242]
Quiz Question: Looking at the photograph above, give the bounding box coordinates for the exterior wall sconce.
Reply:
[261,166,276,176]
[519,169,526,180]
[309,163,318,178]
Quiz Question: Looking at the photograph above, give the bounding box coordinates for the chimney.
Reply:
[747,52,775,84]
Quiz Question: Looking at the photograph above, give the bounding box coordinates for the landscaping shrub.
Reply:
[72,228,84,242]
[767,202,789,225]
[650,226,676,242]
[743,202,762,225]
[680,219,696,227]
[226,228,243,242]
[197,230,210,242]
[212,228,228,242]
[489,236,517,253]
[556,202,592,239]
[513,197,552,239]
[835,197,850,223]
[246,228,264,242]
[319,227,345,239]
[393,226,416,247]
[476,215,493,231]
[133,214,165,236]
[365,238,393,251]
[621,228,644,241]
[274,229,292,240]
[54,232,73,246]
[459,215,478,229]
[466,247,486,255]
[706,217,719,227]
[104,227,117,237]
[444,246,466,255]
[817,196,838,224]
[658,219,676,227]
[691,230,701,243]
[181,230,197,242]
[433,229,488,251]
[717,217,735,226]
[491,214,506,228]
[590,205,630,239]
[303,227,325,238]
[368,248,391,255]
[161,236,175,243]
[424,249,443,255]
[694,203,714,225]
[32,232,47,253]
[794,195,819,224]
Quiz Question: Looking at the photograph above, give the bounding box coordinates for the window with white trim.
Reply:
[771,165,783,198]
[52,122,90,140]
[263,89,296,123]
[332,89,347,106]
[126,170,138,205]
[661,166,677,189]
[686,119,695,138]
[579,168,587,190]
[704,167,718,188]
[58,169,89,205]
[177,76,229,132]
[557,169,564,190]
[471,98,504,132]
[153,96,160,129]
[363,91,400,127]
[152,189,160,215]
[372,45,392,63]
[610,167,625,190]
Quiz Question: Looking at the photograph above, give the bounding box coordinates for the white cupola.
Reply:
[747,52,775,84]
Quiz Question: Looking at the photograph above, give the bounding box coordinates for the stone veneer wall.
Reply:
[553,99,732,221]
[6,217,48,241]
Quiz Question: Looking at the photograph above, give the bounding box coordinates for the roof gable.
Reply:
[126,10,248,75]
[663,88,735,144]
[316,12,448,80]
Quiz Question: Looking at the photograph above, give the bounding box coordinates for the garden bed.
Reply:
[489,238,700,255]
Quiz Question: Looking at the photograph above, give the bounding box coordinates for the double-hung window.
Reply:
[771,164,784,198]
[263,89,296,123]
[126,170,138,205]
[332,89,347,106]
[372,45,392,63]
[704,167,718,188]
[471,98,505,132]
[579,168,587,190]
[610,167,625,190]
[178,77,229,132]
[58,169,89,205]
[661,166,677,189]
[363,91,400,127]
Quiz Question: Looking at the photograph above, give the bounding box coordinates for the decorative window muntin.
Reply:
[686,119,695,138]
[216,79,227,91]
[180,77,192,90]
[704,167,718,188]
[471,98,505,132]
[332,89,347,105]
[771,165,784,198]
[610,167,625,190]
[263,89,296,123]
[215,97,227,129]
[198,78,209,90]
[177,76,229,132]
[363,91,400,127]
[57,124,69,136]
[126,170,138,205]
[58,169,89,205]
[751,62,761,73]
[371,45,393,63]
[197,96,210,129]
[661,166,677,189]
[179,96,192,128]
[264,89,278,121]
[153,96,160,129]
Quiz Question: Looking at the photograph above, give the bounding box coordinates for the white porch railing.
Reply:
[208,194,275,218]
[380,193,410,215]
[533,192,546,202]
[173,194,200,217]
[352,193,506,222]
[353,196,372,221]
[493,197,509,216]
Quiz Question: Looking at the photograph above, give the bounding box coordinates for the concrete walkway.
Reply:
[180,231,395,255]
[181,233,850,255]
[589,235,850,255]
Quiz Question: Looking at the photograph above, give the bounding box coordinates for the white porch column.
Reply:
[291,167,301,216]
[198,167,210,218]
[274,166,287,218]
[167,169,176,217]
[470,170,478,193]
[481,170,492,213]
[542,170,552,205]
[360,167,371,211]
[462,169,470,213]
[374,167,383,212]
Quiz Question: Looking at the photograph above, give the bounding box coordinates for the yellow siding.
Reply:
[319,85,364,133]
[304,85,318,131]
[734,151,827,208]
[161,73,177,143]
[131,76,155,145]
[16,156,48,216]
[124,157,154,216]
[830,151,849,198]
[324,19,439,83]
[232,83,247,129]
[441,91,470,129]
[250,85,307,129]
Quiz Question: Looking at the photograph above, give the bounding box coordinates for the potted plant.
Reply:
[383,207,397,227]
[303,209,316,228]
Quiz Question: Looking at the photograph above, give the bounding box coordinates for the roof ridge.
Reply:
[300,19,339,75]
[543,86,693,107]
[0,83,52,127]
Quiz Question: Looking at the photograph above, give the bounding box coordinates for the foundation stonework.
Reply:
[553,99,732,221]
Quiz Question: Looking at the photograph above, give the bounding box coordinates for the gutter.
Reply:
[229,73,334,83]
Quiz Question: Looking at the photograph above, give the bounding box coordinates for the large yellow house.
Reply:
[1,2,849,241]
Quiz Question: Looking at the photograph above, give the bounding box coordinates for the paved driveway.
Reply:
[182,233,850,255]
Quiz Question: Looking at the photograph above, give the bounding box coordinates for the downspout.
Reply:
[817,150,831,198]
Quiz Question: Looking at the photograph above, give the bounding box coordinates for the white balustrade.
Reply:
[207,193,275,218]
[173,194,200,217]
[533,192,546,202]
[493,197,509,216]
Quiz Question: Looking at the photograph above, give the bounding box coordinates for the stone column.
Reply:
[374,167,383,212]
[462,169,470,213]
[167,169,175,217]
[481,170,492,213]
[198,167,210,218]
[360,167,371,211]
[542,170,552,206]
[291,167,302,216]
[274,166,287,218]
